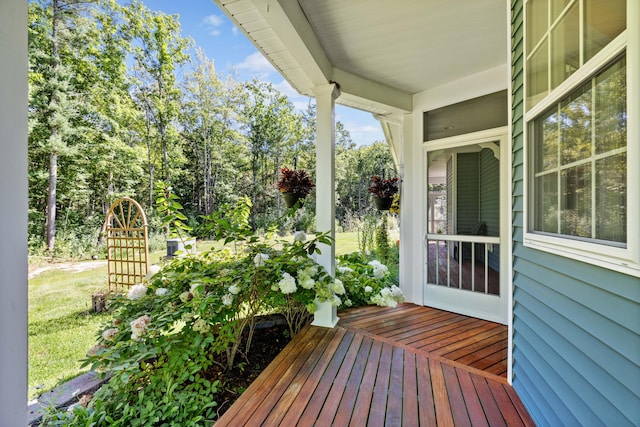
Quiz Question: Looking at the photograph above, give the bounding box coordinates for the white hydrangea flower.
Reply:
[155,288,168,296]
[192,318,210,334]
[364,286,373,293]
[331,294,342,307]
[332,279,345,295]
[368,260,388,279]
[179,291,192,303]
[127,284,148,300]
[101,328,118,341]
[254,253,269,267]
[87,344,105,357]
[278,272,297,294]
[304,265,319,277]
[391,285,404,299]
[300,276,315,290]
[370,287,399,308]
[130,315,150,341]
[190,283,203,295]
[222,294,234,306]
[228,284,241,295]
[337,265,353,274]
[294,231,307,242]
[145,264,161,280]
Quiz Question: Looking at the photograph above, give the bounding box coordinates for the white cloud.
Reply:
[273,79,299,99]
[235,52,277,80]
[202,14,224,36]
[335,107,385,146]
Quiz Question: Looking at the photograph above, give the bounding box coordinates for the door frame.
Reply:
[422,127,510,324]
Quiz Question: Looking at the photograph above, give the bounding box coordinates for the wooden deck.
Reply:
[215,304,534,426]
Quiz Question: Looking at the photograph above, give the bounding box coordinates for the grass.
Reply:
[27,232,371,400]
[28,268,111,400]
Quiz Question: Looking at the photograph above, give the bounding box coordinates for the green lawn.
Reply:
[28,233,362,399]
[28,267,111,400]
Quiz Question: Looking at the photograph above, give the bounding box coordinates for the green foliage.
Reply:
[53,200,335,425]
[27,0,399,257]
[154,181,193,240]
[358,213,378,255]
[376,213,391,264]
[44,191,404,425]
[335,141,397,224]
[335,252,403,309]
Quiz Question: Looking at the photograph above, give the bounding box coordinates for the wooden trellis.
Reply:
[104,197,149,292]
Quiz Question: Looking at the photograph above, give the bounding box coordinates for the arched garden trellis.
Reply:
[104,197,149,292]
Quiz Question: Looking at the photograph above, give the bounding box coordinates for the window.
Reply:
[532,55,626,245]
[524,0,638,276]
[526,0,626,110]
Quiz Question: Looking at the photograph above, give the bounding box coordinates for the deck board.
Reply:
[214,304,535,426]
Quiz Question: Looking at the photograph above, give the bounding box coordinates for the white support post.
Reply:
[311,83,340,328]
[0,0,29,424]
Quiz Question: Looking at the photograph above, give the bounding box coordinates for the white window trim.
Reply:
[523,1,640,278]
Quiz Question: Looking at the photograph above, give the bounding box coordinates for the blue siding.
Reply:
[457,152,479,233]
[479,148,500,270]
[510,0,640,426]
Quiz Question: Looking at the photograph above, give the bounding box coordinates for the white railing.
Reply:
[425,234,500,294]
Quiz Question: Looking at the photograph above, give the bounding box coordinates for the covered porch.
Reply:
[215,304,534,426]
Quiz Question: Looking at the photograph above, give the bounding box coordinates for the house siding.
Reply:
[479,148,500,270]
[447,156,454,234]
[510,0,640,426]
[456,152,479,233]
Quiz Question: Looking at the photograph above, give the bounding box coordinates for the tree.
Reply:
[180,49,246,216]
[336,142,396,225]
[239,80,305,229]
[28,0,96,251]
[124,0,192,205]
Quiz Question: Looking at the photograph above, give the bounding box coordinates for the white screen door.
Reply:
[424,130,508,324]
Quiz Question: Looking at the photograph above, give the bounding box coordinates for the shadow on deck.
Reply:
[214,304,534,426]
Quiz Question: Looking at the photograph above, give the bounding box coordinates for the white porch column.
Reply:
[311,83,340,328]
[399,112,423,305]
[0,0,29,424]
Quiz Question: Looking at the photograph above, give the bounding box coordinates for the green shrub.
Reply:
[376,213,391,263]
[336,252,403,309]
[51,192,403,426]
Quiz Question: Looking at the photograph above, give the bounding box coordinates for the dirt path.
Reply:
[28,260,107,279]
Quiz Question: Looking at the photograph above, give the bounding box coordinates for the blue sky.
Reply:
[144,0,385,146]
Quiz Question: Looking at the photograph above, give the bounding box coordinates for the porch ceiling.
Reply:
[214,0,508,116]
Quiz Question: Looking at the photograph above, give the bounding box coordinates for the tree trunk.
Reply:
[46,0,60,253]
[46,151,58,252]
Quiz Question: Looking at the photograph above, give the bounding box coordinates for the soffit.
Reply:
[215,0,507,115]
[298,0,506,94]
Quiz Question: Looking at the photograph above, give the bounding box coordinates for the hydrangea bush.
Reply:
[335,252,404,309]
[56,196,403,426]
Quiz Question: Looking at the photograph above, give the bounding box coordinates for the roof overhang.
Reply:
[214,0,508,151]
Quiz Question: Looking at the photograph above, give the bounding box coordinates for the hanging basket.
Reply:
[283,192,304,208]
[373,196,393,211]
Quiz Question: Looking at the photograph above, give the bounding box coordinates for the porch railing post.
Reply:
[0,0,29,424]
[312,83,340,328]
